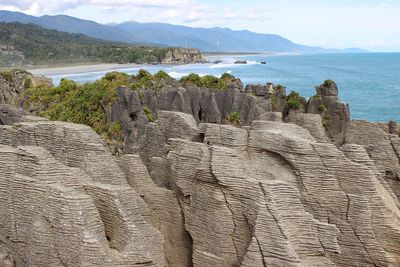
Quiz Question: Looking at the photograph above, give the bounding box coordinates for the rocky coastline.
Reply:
[0,69,400,266]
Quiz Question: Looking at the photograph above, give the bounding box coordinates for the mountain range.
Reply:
[0,10,366,53]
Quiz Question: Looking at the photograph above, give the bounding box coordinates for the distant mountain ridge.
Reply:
[0,10,367,53]
[0,22,204,67]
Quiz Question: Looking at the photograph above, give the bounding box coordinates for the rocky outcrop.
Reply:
[344,119,400,199]
[0,109,166,266]
[161,48,207,64]
[134,110,400,266]
[109,85,266,153]
[1,73,400,266]
[245,83,287,113]
[0,69,52,106]
[307,81,350,145]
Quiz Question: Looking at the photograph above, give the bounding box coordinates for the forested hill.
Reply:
[0,22,204,67]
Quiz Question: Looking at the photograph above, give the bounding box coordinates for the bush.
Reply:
[287,91,301,109]
[324,79,334,87]
[154,70,171,80]
[220,73,235,80]
[310,94,321,100]
[130,69,155,90]
[180,73,202,86]
[137,69,153,80]
[23,78,32,89]
[180,73,229,90]
[104,71,129,83]
[143,106,155,122]
[201,75,223,89]
[318,104,327,111]
[271,95,278,109]
[322,114,332,126]
[228,112,242,126]
[23,77,119,137]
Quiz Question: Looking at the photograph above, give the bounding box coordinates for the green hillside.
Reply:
[0,22,171,67]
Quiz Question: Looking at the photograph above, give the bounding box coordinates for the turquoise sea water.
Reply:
[49,53,400,122]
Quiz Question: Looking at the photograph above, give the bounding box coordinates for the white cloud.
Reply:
[0,0,191,15]
[0,0,269,28]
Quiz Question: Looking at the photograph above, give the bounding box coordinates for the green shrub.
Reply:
[24,77,119,136]
[318,104,327,111]
[154,70,171,80]
[201,75,224,89]
[130,69,155,90]
[220,72,235,80]
[287,91,301,109]
[104,71,129,83]
[324,79,334,87]
[310,94,321,100]
[143,106,155,122]
[322,114,332,126]
[23,78,32,89]
[228,112,242,126]
[180,73,202,86]
[137,69,153,80]
[0,69,13,82]
[180,73,229,90]
[271,95,278,109]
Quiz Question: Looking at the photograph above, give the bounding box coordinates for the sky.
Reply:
[0,0,400,51]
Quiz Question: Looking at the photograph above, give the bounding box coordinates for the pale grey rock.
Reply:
[161,114,400,266]
[117,154,192,267]
[289,113,330,143]
[161,48,207,64]
[0,116,166,266]
[1,81,400,267]
[0,104,30,125]
[257,111,283,122]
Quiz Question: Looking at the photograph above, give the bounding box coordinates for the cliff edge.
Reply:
[0,70,400,266]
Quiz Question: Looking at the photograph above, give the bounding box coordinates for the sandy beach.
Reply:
[28,63,142,76]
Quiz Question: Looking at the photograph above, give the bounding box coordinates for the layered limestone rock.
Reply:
[109,85,266,153]
[135,108,400,266]
[1,73,400,267]
[344,119,400,199]
[0,112,166,266]
[161,48,207,64]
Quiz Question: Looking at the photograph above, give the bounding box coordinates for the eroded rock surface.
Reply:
[0,113,166,266]
[1,75,400,267]
[135,110,400,266]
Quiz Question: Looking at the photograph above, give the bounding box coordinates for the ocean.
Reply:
[48,53,400,122]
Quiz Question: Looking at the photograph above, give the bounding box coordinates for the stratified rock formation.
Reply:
[161,48,207,64]
[1,73,400,266]
[0,109,166,266]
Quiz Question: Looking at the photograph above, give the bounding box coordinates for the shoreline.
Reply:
[28,63,143,76]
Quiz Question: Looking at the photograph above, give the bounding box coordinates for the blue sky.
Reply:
[1,0,399,51]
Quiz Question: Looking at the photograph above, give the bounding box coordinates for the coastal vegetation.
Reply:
[0,22,182,67]
[227,112,242,126]
[22,70,237,140]
[180,72,237,90]
[287,91,302,109]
